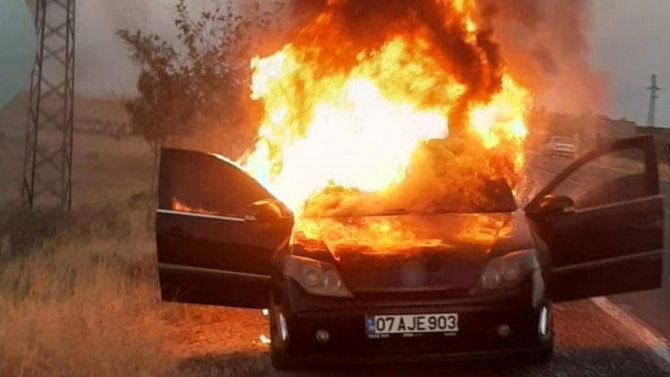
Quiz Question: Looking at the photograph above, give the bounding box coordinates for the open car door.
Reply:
[156,148,293,309]
[525,135,664,302]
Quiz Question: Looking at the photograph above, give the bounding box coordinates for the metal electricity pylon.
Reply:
[646,74,661,129]
[22,0,76,210]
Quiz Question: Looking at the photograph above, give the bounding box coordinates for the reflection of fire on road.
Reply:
[235,0,529,248]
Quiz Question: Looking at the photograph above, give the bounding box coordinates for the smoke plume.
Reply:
[288,0,607,116]
[476,0,608,114]
[281,0,510,133]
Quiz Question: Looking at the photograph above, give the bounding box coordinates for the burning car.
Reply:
[155,135,663,369]
[152,0,664,370]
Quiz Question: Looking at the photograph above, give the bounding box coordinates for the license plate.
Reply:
[366,313,458,338]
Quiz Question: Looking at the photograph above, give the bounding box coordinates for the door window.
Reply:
[525,137,664,302]
[548,146,653,209]
[159,150,273,218]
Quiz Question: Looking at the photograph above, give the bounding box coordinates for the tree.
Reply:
[117,31,193,198]
[117,0,286,223]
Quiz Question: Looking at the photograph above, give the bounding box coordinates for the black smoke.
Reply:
[284,0,506,133]
[287,0,606,117]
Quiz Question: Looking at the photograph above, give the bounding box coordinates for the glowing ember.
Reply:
[237,0,530,244]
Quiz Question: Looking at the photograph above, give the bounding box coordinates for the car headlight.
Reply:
[284,255,353,298]
[479,249,539,290]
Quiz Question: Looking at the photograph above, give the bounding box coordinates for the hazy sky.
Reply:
[0,0,34,108]
[590,0,670,126]
[2,0,669,126]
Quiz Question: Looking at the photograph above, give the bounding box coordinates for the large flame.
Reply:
[238,0,530,245]
[294,214,509,260]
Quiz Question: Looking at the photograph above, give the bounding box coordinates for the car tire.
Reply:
[529,340,555,365]
[270,347,298,371]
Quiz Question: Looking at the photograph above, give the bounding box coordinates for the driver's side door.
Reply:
[155,148,293,309]
[526,135,664,302]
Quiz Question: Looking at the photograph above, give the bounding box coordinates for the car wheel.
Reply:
[529,339,555,366]
[270,346,298,371]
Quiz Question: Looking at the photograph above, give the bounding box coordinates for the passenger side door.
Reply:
[526,135,664,302]
[155,148,293,309]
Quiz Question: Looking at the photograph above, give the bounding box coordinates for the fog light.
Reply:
[539,306,549,338]
[315,329,330,343]
[278,313,289,342]
[497,324,511,338]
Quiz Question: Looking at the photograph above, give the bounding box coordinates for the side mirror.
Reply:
[244,200,286,223]
[537,195,575,215]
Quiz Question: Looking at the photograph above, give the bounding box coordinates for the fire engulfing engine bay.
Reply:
[184,0,533,256]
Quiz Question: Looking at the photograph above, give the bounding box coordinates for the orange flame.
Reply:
[237,1,530,246]
[297,217,445,259]
[295,214,510,260]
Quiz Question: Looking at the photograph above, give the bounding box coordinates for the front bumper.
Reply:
[274,281,552,364]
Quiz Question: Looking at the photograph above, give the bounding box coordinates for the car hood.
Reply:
[292,211,533,293]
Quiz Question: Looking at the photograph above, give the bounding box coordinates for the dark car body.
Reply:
[154,135,664,369]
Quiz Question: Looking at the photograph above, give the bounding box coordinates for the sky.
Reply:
[0,0,35,108]
[590,0,670,127]
[1,0,669,126]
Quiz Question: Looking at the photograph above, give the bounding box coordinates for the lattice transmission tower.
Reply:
[22,0,76,210]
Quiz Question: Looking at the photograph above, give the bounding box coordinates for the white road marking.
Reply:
[591,296,670,371]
